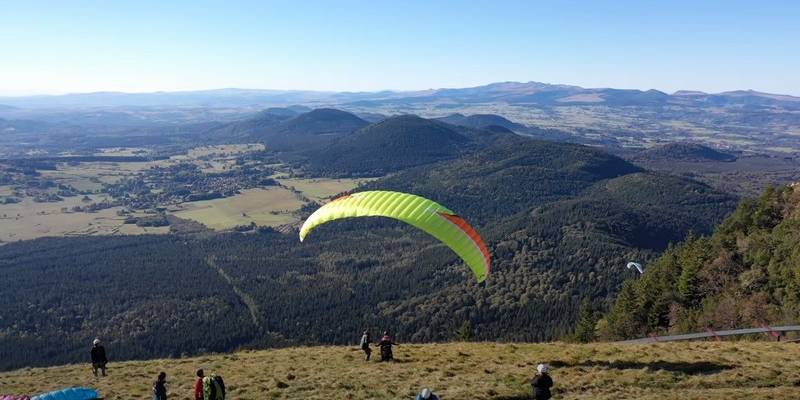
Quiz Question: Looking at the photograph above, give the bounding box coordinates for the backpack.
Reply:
[203,375,226,400]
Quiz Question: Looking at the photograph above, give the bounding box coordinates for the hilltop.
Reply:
[2,342,800,400]
[207,108,368,149]
[436,113,527,132]
[304,115,480,175]
[641,143,737,162]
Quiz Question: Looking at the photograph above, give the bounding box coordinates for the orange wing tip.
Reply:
[437,212,491,276]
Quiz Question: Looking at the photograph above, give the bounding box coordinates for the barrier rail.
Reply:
[615,325,800,344]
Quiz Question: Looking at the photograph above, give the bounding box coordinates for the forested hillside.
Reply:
[303,115,479,176]
[0,136,736,370]
[605,184,800,339]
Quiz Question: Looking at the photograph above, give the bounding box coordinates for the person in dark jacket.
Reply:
[359,330,372,361]
[531,364,553,400]
[377,330,397,362]
[153,371,167,400]
[90,338,108,377]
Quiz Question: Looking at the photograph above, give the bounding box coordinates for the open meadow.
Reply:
[0,193,167,242]
[170,187,302,229]
[277,177,376,201]
[2,342,799,400]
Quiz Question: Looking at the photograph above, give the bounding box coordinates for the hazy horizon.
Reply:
[1,0,799,96]
[1,80,799,99]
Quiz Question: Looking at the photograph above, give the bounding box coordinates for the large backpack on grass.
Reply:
[203,375,225,400]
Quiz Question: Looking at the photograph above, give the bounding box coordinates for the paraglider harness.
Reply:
[203,374,226,400]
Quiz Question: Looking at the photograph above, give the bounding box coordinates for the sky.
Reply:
[1,0,799,96]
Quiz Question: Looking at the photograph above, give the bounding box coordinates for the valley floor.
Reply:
[2,342,799,399]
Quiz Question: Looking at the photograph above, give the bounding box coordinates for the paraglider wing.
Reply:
[31,388,98,400]
[300,191,490,282]
[626,262,644,274]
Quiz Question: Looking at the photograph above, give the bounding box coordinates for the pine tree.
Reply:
[455,320,472,341]
[573,297,598,343]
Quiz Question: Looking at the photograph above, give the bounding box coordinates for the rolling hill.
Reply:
[303,115,481,175]
[207,108,369,150]
[641,143,737,162]
[436,113,527,132]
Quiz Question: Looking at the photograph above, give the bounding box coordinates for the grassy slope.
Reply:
[2,342,799,400]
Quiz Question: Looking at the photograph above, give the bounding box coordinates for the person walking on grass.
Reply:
[153,372,167,400]
[90,338,108,377]
[194,369,205,400]
[531,363,553,400]
[360,329,373,361]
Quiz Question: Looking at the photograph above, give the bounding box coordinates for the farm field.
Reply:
[2,342,799,400]
[0,194,167,242]
[277,177,376,201]
[170,187,303,229]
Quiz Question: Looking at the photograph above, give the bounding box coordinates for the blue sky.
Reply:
[1,0,798,95]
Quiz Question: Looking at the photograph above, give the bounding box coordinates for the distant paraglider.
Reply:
[626,262,644,274]
[300,190,490,282]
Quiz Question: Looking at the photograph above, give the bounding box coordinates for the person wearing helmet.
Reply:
[90,338,108,377]
[194,369,204,400]
[531,364,553,400]
[415,388,439,400]
[359,329,373,361]
[377,330,397,362]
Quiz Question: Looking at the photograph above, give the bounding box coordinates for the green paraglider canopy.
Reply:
[300,191,490,282]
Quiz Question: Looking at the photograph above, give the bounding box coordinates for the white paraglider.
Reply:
[626,262,644,274]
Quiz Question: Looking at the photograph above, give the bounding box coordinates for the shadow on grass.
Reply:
[493,396,530,400]
[548,360,732,375]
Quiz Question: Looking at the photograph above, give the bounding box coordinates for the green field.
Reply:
[171,188,303,229]
[278,177,376,201]
[1,342,798,400]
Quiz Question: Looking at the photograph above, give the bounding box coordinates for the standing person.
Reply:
[359,330,372,361]
[90,338,108,377]
[531,364,553,400]
[153,372,167,400]
[415,388,439,400]
[377,330,397,362]
[194,369,204,400]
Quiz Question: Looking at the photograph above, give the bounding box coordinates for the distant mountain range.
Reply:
[2,82,799,108]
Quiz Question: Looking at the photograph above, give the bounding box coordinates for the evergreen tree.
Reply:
[573,298,598,343]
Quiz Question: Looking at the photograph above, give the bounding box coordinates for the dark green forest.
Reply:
[0,134,737,371]
[605,184,800,339]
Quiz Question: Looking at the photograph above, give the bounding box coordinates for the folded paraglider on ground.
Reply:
[29,388,99,400]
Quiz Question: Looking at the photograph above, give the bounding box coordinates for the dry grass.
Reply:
[0,194,166,242]
[2,342,799,399]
